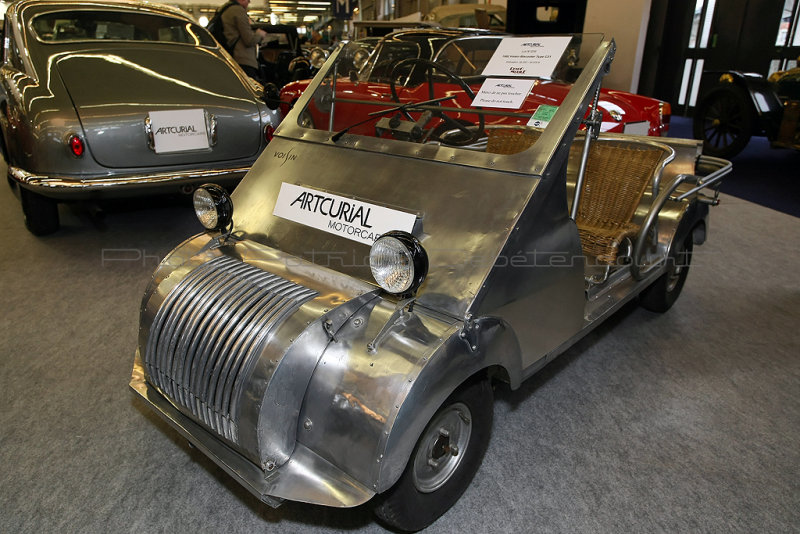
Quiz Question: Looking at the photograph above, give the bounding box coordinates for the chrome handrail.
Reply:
[631,155,732,280]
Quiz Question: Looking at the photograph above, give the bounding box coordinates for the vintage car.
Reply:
[280,29,671,142]
[252,23,307,88]
[693,66,800,158]
[130,35,729,531]
[0,0,281,235]
[424,3,507,30]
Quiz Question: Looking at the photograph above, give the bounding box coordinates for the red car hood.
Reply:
[281,78,668,136]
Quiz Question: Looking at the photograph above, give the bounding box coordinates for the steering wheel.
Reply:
[388,58,484,146]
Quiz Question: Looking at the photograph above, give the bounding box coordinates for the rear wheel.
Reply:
[640,233,693,312]
[693,85,754,158]
[20,188,60,235]
[373,376,493,532]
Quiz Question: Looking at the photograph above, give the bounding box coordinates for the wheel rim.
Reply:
[702,93,744,151]
[412,402,472,493]
[666,241,691,292]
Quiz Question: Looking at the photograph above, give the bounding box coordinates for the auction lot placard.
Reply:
[481,36,572,79]
[472,78,536,109]
[273,182,417,245]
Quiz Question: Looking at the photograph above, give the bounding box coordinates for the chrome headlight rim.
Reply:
[193,183,233,232]
[309,47,329,69]
[353,47,371,71]
[369,231,428,297]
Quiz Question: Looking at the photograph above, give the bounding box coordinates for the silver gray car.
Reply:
[131,35,730,531]
[0,0,281,235]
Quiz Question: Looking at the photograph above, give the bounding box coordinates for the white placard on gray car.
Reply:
[148,109,209,153]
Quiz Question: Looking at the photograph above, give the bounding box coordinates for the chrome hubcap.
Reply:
[412,402,472,493]
[666,243,689,292]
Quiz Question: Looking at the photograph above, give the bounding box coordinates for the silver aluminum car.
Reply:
[130,35,730,531]
[0,0,281,235]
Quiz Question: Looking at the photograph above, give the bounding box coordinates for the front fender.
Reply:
[296,299,522,495]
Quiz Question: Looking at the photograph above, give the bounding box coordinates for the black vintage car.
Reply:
[693,66,800,158]
[253,23,309,87]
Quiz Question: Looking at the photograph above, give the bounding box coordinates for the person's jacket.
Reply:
[221,3,260,69]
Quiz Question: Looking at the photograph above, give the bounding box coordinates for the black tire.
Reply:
[373,376,493,532]
[20,187,60,235]
[639,233,693,313]
[693,85,754,159]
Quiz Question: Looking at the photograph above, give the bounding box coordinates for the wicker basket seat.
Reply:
[486,127,671,265]
[575,143,668,264]
[485,127,542,155]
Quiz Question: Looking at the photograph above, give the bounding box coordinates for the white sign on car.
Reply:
[273,182,417,245]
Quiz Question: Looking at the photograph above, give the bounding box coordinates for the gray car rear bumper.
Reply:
[8,165,250,199]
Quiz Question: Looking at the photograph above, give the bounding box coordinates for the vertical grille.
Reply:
[144,256,317,444]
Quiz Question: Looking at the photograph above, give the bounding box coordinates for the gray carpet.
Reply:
[1,174,798,532]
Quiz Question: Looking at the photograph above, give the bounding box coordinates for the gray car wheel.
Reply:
[20,188,60,235]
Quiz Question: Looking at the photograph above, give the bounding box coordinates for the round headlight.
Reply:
[369,231,428,296]
[193,184,233,231]
[309,47,328,69]
[353,47,370,71]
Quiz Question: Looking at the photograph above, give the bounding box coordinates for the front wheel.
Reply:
[639,233,693,312]
[373,376,493,532]
[19,187,60,235]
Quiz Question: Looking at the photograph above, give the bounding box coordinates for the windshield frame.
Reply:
[277,34,615,177]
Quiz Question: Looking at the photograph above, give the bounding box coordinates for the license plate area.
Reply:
[145,109,213,153]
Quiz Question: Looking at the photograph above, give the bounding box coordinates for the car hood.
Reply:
[56,47,264,169]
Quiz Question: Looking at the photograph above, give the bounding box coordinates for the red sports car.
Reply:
[280,29,670,144]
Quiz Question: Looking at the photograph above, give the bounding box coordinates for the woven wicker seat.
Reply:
[486,127,671,265]
[575,143,667,264]
[485,127,541,155]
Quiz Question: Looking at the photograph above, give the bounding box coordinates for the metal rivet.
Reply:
[303,418,313,431]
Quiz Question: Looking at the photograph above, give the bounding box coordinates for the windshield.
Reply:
[362,32,599,85]
[238,33,613,315]
[290,33,605,157]
[31,10,215,46]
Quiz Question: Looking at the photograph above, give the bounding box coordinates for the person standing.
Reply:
[221,0,267,81]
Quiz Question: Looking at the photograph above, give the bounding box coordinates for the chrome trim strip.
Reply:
[8,165,250,190]
[144,115,155,151]
[207,112,218,147]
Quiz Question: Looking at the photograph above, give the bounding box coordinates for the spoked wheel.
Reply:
[640,232,694,313]
[373,376,493,532]
[389,58,484,146]
[693,85,754,159]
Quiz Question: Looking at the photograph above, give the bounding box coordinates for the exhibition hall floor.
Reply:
[1,141,798,532]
